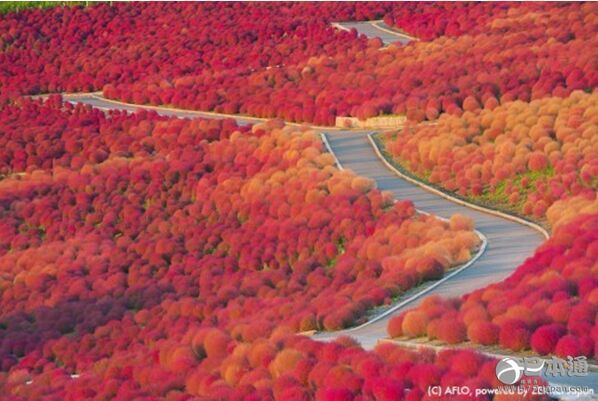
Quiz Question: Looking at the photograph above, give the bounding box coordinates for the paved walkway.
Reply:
[333,20,413,45]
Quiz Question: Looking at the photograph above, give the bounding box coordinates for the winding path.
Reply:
[332,20,414,45]
[313,131,546,347]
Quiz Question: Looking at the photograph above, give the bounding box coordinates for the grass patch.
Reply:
[0,1,94,14]
[474,166,554,210]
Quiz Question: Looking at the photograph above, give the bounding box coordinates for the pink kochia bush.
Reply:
[388,213,598,359]
[0,98,482,399]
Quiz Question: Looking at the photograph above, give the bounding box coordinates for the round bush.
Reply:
[530,324,566,355]
[499,320,530,352]
[467,321,499,346]
[401,311,430,338]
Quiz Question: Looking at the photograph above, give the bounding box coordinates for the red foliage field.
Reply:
[383,2,554,41]
[5,331,549,401]
[0,2,389,102]
[3,3,594,125]
[0,98,485,399]
[0,2,595,399]
[105,2,596,125]
[388,209,597,359]
[382,91,597,222]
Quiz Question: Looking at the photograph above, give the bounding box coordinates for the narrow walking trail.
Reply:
[333,20,414,45]
[314,132,546,347]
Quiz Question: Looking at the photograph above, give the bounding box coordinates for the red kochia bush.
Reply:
[366,377,404,401]
[554,335,591,358]
[315,387,355,401]
[528,152,549,172]
[467,321,499,346]
[436,319,467,344]
[449,351,485,378]
[499,320,530,351]
[530,324,566,355]
[387,315,404,338]
[407,363,443,392]
[203,329,231,359]
[401,311,429,338]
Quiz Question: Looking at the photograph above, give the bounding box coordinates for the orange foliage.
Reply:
[401,311,429,338]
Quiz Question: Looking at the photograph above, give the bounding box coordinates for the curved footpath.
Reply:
[314,131,546,348]
[332,20,414,45]
[56,94,597,399]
